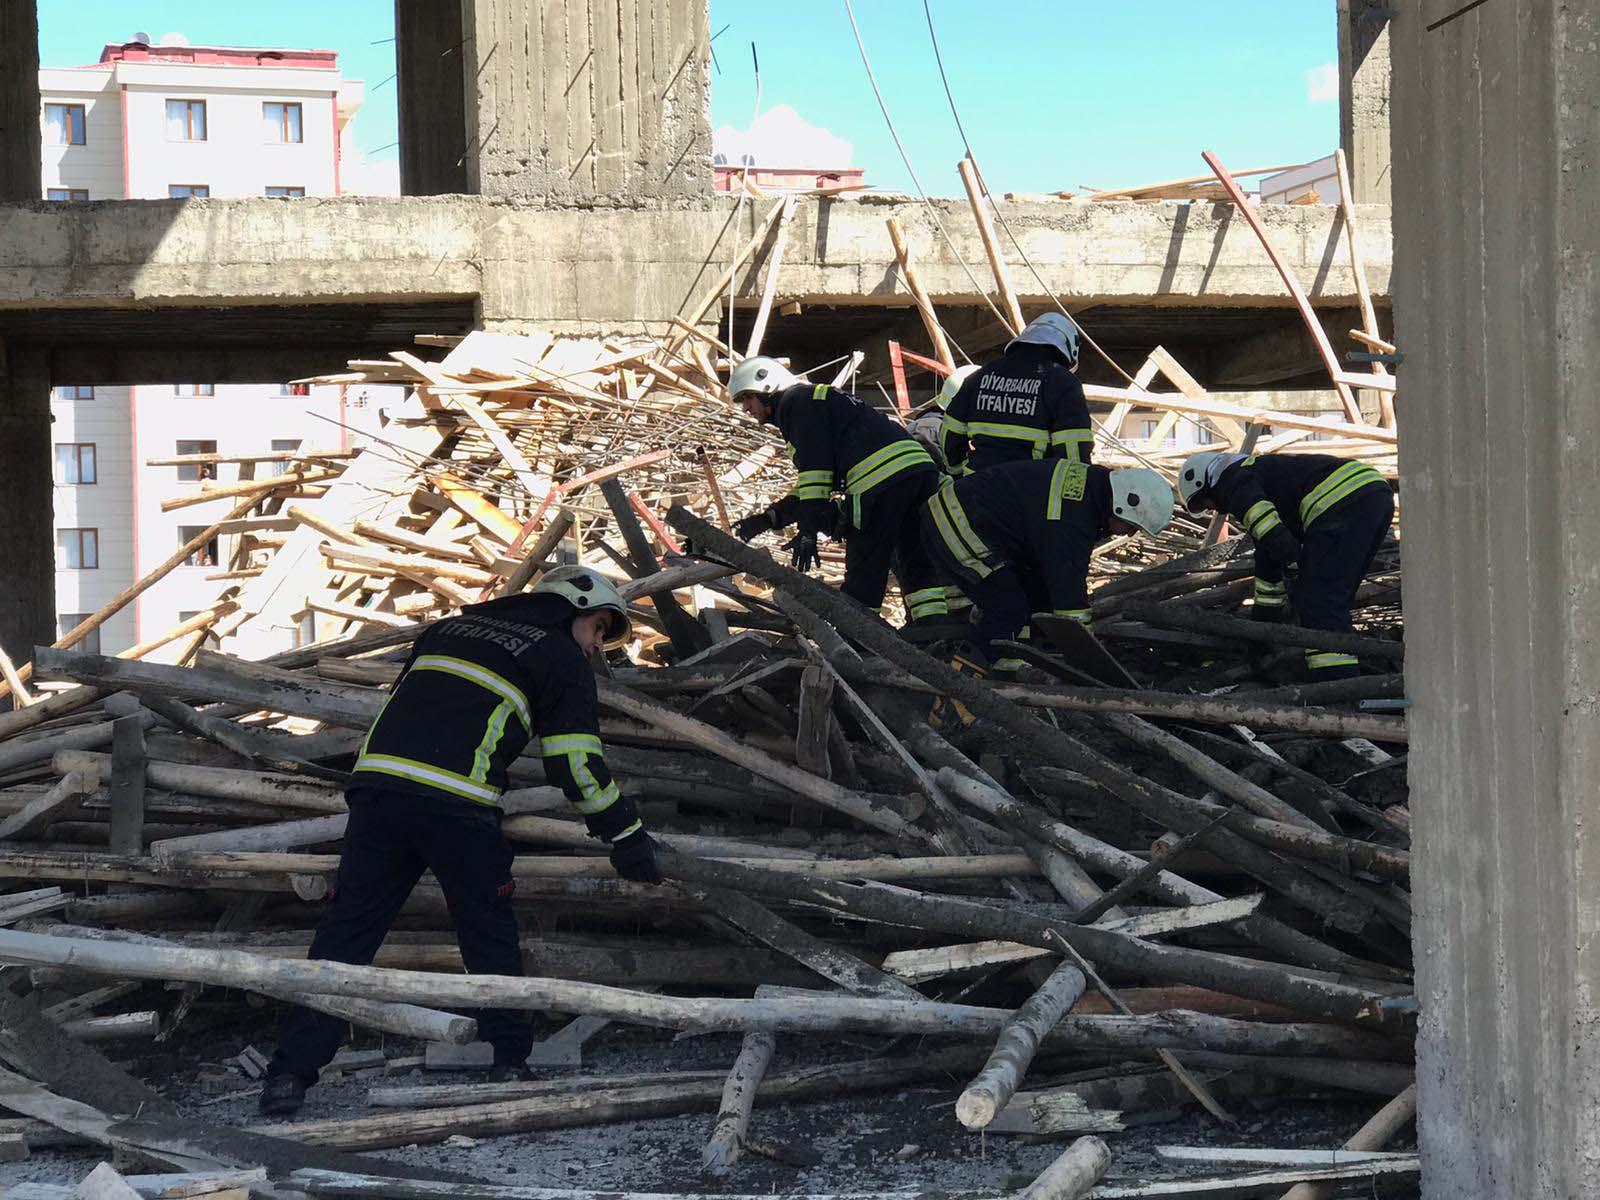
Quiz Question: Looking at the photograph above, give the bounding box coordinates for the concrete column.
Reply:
[0,342,54,674]
[1337,0,1391,205]
[0,1,40,203]
[394,0,469,195]
[1393,4,1600,1197]
[460,0,710,199]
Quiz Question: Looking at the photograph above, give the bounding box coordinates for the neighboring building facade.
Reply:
[41,36,385,658]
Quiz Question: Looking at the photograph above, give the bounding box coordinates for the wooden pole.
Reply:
[956,959,1086,1129]
[958,156,1025,335]
[1017,1137,1111,1200]
[743,194,798,359]
[885,218,956,370]
[1201,150,1361,423]
[107,713,147,856]
[701,1027,776,1173]
[1279,1084,1417,1200]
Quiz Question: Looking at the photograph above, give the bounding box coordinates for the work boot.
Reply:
[486,1062,537,1084]
[257,1073,307,1117]
[928,654,986,730]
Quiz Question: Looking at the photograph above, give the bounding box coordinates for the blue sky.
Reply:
[36,1,1338,197]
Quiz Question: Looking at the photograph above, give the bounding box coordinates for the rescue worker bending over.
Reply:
[730,357,950,628]
[258,567,660,1117]
[920,460,1173,724]
[1178,451,1394,681]
[939,313,1093,476]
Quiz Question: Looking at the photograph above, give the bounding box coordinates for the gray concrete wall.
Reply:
[0,2,40,204]
[1394,3,1600,1196]
[0,342,54,677]
[395,0,469,196]
[460,0,710,200]
[1337,0,1391,205]
[0,195,1391,332]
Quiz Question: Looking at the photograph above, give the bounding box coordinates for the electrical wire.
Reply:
[920,0,1137,387]
[840,0,1014,337]
[726,42,761,355]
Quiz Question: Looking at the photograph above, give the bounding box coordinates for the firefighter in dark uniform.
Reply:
[729,356,949,628]
[920,460,1174,724]
[939,312,1093,475]
[258,566,660,1116]
[1178,451,1394,681]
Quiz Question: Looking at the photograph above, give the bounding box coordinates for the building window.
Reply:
[263,102,303,144]
[1193,426,1218,446]
[56,615,99,656]
[165,99,207,141]
[57,528,99,570]
[51,385,94,402]
[264,437,303,476]
[173,384,215,397]
[265,186,305,198]
[175,439,219,482]
[178,526,220,568]
[47,188,89,201]
[55,443,96,485]
[44,103,86,146]
[168,184,210,199]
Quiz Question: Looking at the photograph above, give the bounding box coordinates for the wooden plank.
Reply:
[107,714,147,856]
[1201,151,1361,422]
[742,194,798,358]
[794,665,834,778]
[958,156,1024,334]
[885,218,956,370]
[1082,383,1396,445]
[0,775,89,841]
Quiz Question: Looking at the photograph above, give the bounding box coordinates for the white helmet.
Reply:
[1007,312,1080,370]
[934,364,980,410]
[533,565,632,646]
[1178,451,1230,512]
[1108,468,1175,537]
[727,356,798,402]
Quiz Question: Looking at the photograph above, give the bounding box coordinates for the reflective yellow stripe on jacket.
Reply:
[928,479,994,579]
[352,754,502,804]
[539,733,621,817]
[409,656,531,731]
[1299,462,1387,529]
[842,440,934,495]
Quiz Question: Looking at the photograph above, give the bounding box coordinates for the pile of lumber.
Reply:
[0,448,1413,1194]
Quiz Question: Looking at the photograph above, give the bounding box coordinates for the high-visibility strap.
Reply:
[790,468,833,501]
[1045,460,1089,520]
[1253,578,1289,607]
[843,440,933,494]
[1242,498,1283,540]
[967,421,1051,452]
[1053,608,1092,624]
[353,753,502,805]
[905,587,950,621]
[1306,649,1359,671]
[542,732,620,815]
[992,657,1024,673]
[939,414,970,437]
[1049,427,1095,448]
[928,481,993,579]
[410,655,531,732]
[812,384,828,401]
[1300,462,1386,528]
[471,699,516,785]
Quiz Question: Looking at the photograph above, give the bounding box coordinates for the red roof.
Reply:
[97,43,338,69]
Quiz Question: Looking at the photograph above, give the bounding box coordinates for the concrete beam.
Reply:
[0,196,1391,339]
[1338,0,1392,205]
[0,341,53,677]
[1394,3,1600,1196]
[0,2,40,204]
[395,0,469,196]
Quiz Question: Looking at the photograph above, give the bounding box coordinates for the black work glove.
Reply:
[787,531,820,573]
[609,828,662,884]
[1256,526,1302,573]
[734,509,776,541]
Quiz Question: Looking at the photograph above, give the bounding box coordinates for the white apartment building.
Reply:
[40,35,395,658]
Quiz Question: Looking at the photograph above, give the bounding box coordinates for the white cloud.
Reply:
[713,104,853,169]
[1306,63,1339,104]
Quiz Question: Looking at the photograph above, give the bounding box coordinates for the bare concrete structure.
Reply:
[1394,2,1600,1195]
[1337,0,1390,205]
